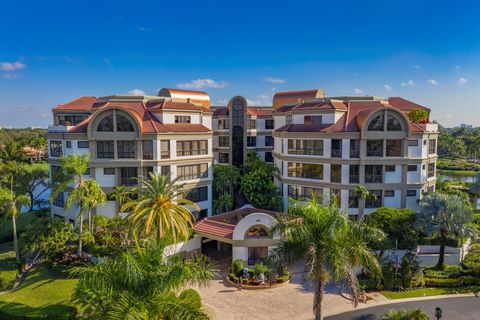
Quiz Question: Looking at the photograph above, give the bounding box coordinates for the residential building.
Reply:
[212,96,274,166]
[272,89,438,216]
[47,88,214,223]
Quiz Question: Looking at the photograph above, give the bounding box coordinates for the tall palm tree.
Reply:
[383,308,429,320]
[271,198,384,320]
[72,239,217,319]
[0,177,30,264]
[353,184,376,221]
[82,179,107,233]
[122,172,199,241]
[108,185,131,213]
[417,192,474,268]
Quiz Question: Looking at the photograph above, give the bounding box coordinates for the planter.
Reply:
[226,275,291,290]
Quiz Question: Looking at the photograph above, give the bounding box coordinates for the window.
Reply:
[66,141,72,148]
[367,114,384,131]
[160,166,170,176]
[142,140,153,160]
[176,140,208,156]
[219,153,229,163]
[175,116,191,123]
[407,190,417,197]
[120,167,138,186]
[387,114,402,131]
[265,119,274,129]
[117,115,134,131]
[367,140,383,157]
[349,190,359,208]
[265,136,274,147]
[330,189,342,207]
[331,139,342,158]
[247,119,256,130]
[50,140,63,157]
[408,140,419,147]
[181,186,208,202]
[97,141,114,159]
[423,140,427,145]
[350,139,360,158]
[143,166,154,178]
[288,139,323,156]
[218,136,229,147]
[52,192,65,207]
[161,140,170,159]
[97,114,114,131]
[78,141,89,148]
[429,139,437,155]
[232,99,245,167]
[84,168,90,175]
[288,185,323,200]
[365,190,382,208]
[104,168,115,175]
[57,114,88,126]
[193,209,208,220]
[286,115,292,125]
[385,165,396,172]
[287,162,323,180]
[117,141,136,158]
[386,140,402,157]
[246,225,270,238]
[384,190,395,197]
[265,152,273,162]
[218,119,229,130]
[247,136,257,147]
[349,165,359,183]
[331,164,342,183]
[248,247,268,266]
[304,115,322,125]
[365,165,383,183]
[51,165,63,184]
[428,162,435,178]
[177,163,208,181]
[408,165,418,172]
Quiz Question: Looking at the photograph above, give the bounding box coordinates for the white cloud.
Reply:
[217,99,228,105]
[0,61,26,72]
[383,84,393,91]
[177,79,227,90]
[137,26,152,32]
[444,113,453,119]
[127,89,146,96]
[458,77,468,85]
[412,65,421,70]
[354,88,364,94]
[401,80,416,87]
[428,79,438,86]
[264,77,286,84]
[1,73,18,79]
[246,99,262,105]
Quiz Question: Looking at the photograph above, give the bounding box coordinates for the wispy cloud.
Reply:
[401,80,416,87]
[354,88,364,94]
[1,73,18,79]
[412,65,421,70]
[428,79,438,86]
[458,77,468,85]
[0,61,26,72]
[383,84,393,91]
[137,26,152,32]
[264,77,286,84]
[127,89,146,96]
[177,79,227,90]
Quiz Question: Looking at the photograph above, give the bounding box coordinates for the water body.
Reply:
[442,174,477,183]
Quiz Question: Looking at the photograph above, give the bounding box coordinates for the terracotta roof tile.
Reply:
[193,219,236,239]
[388,97,430,112]
[53,96,98,111]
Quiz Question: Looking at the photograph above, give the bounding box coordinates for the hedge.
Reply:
[463,244,480,276]
[424,276,480,287]
[0,309,76,320]
[179,288,201,309]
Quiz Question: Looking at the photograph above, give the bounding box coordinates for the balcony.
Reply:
[48,125,73,133]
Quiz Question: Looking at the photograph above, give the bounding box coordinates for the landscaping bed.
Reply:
[228,259,291,289]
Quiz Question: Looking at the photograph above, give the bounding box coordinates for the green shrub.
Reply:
[254,262,268,276]
[463,244,480,276]
[229,273,239,283]
[241,278,249,284]
[179,288,201,309]
[400,255,412,289]
[424,276,480,287]
[283,271,291,277]
[231,259,244,276]
[275,275,289,283]
[424,265,468,278]
[382,264,394,290]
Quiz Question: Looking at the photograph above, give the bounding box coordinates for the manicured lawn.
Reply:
[0,211,41,243]
[381,286,479,299]
[437,169,478,176]
[0,265,78,319]
[0,242,18,291]
[24,162,49,173]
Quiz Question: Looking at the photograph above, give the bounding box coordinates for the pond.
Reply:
[439,172,478,183]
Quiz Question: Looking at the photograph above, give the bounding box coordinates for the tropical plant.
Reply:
[81,179,107,233]
[108,185,132,211]
[417,192,474,268]
[0,141,25,162]
[407,109,429,124]
[213,164,240,213]
[72,239,217,319]
[382,308,429,320]
[122,172,199,241]
[270,198,384,320]
[353,184,376,221]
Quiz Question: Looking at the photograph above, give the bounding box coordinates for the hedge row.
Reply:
[425,276,480,287]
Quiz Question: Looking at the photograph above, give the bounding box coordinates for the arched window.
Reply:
[367,114,384,131]
[117,114,134,132]
[245,225,270,238]
[387,114,402,131]
[97,114,114,132]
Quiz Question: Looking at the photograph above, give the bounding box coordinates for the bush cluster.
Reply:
[463,244,480,276]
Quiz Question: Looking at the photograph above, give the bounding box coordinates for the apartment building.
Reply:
[47,88,214,223]
[212,96,274,166]
[272,89,438,215]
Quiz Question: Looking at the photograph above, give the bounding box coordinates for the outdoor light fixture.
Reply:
[435,307,442,320]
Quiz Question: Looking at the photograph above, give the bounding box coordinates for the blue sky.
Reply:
[1,0,479,127]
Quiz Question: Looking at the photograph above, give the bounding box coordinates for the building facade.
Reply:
[272,89,438,215]
[212,96,274,166]
[47,88,214,223]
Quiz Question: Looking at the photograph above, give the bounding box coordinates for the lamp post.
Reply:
[435,307,442,320]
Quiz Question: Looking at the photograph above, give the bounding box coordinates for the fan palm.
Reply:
[72,239,217,319]
[122,172,199,241]
[270,198,384,320]
[417,192,474,268]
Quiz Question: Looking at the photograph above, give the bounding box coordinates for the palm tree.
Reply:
[72,239,217,319]
[0,142,25,162]
[82,179,107,233]
[270,198,384,320]
[122,172,199,241]
[383,308,429,320]
[0,177,30,264]
[108,185,131,213]
[353,184,376,221]
[417,192,474,268]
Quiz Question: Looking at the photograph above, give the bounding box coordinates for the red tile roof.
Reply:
[194,219,236,239]
[388,97,430,112]
[53,96,99,111]
[212,107,273,117]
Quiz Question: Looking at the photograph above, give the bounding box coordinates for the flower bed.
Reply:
[227,271,290,289]
[228,259,291,289]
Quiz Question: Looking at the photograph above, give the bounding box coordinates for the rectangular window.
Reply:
[77,141,89,148]
[142,140,154,160]
[161,140,170,159]
[408,140,419,147]
[288,185,323,200]
[57,114,88,126]
[104,168,115,175]
[120,167,138,186]
[218,136,229,147]
[97,141,114,159]
[408,165,418,172]
[247,136,257,147]
[52,192,65,207]
[247,119,256,130]
[177,163,208,181]
[428,162,435,178]
[407,190,417,197]
[117,141,136,159]
[331,139,342,158]
[386,140,402,157]
[175,116,191,123]
[286,115,292,125]
[176,140,208,156]
[265,136,274,147]
[385,165,396,172]
[349,165,359,184]
[365,190,382,208]
[143,166,154,178]
[287,162,324,180]
[161,166,170,176]
[304,115,322,125]
[367,140,383,157]
[66,141,72,148]
[181,186,208,202]
[330,189,342,207]
[288,139,323,156]
[384,190,395,197]
[429,139,437,155]
[349,190,359,208]
[51,165,63,184]
[50,140,63,157]
[365,165,383,183]
[265,152,273,162]
[331,164,342,183]
[218,119,229,130]
[350,139,360,158]
[265,119,274,129]
[219,153,229,163]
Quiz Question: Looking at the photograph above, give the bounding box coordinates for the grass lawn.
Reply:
[0,211,42,243]
[437,169,478,176]
[381,286,479,299]
[24,162,49,173]
[0,264,78,319]
[0,242,18,292]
